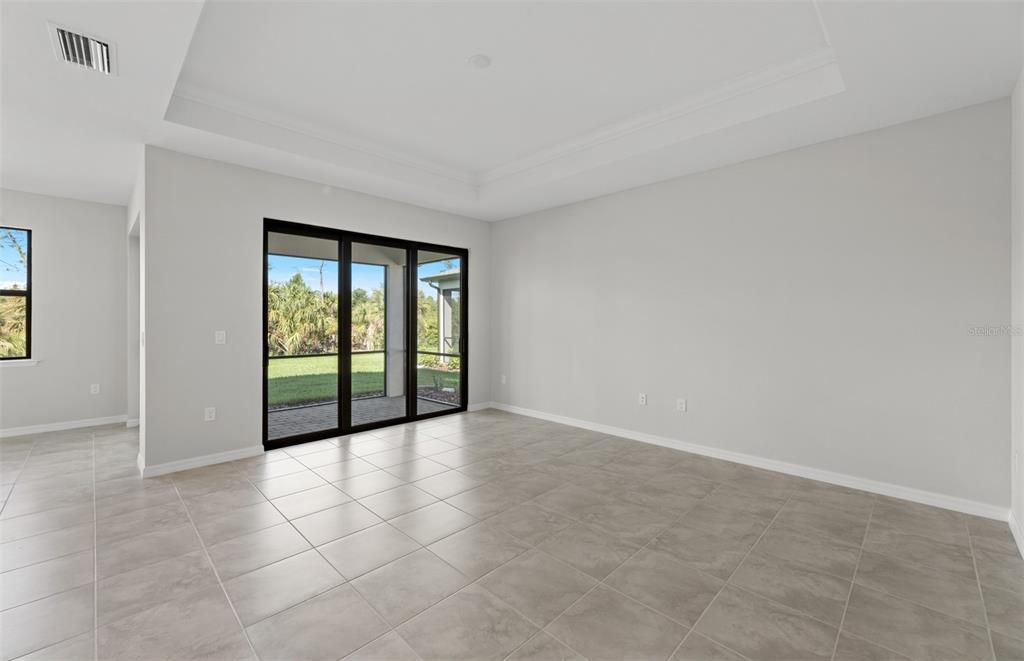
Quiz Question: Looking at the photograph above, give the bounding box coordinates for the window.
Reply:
[0,227,31,359]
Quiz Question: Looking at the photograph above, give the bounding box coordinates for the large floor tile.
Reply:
[537,522,637,580]
[479,549,597,626]
[445,482,528,518]
[193,501,287,547]
[854,550,986,626]
[546,585,687,661]
[753,523,860,580]
[351,548,468,625]
[291,501,382,546]
[0,504,94,543]
[672,633,747,661]
[832,633,913,661]
[694,585,837,661]
[506,632,584,661]
[486,502,573,546]
[14,631,94,661]
[428,522,530,580]
[841,584,992,661]
[863,522,977,579]
[254,471,327,499]
[992,631,1024,661]
[96,501,190,545]
[0,522,94,573]
[319,522,420,579]
[96,523,202,579]
[0,583,94,661]
[412,470,483,499]
[334,470,406,499]
[649,519,759,580]
[0,548,93,610]
[223,549,344,625]
[271,484,352,519]
[246,585,388,661]
[342,631,420,661]
[389,501,477,545]
[207,522,311,580]
[605,548,724,627]
[982,582,1024,640]
[359,485,438,519]
[97,585,253,661]
[974,545,1024,591]
[97,549,217,626]
[397,584,537,661]
[730,552,850,626]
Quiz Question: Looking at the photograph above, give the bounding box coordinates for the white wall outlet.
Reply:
[203,407,216,422]
[676,398,687,412]
[501,374,508,385]
[638,392,647,406]
[214,330,226,345]
[89,384,100,395]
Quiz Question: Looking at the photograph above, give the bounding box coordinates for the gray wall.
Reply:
[491,100,1011,509]
[0,189,127,431]
[142,147,492,468]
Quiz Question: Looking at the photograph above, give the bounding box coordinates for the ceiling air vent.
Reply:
[51,25,112,75]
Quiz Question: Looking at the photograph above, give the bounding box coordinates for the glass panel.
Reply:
[417,252,462,414]
[266,232,339,441]
[0,295,27,358]
[350,243,406,427]
[0,228,29,291]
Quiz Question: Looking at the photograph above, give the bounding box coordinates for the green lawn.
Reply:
[268,353,460,408]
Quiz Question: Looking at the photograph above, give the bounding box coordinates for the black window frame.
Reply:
[0,226,31,361]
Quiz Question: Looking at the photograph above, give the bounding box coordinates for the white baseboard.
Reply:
[1010,511,1024,558]
[140,445,264,478]
[468,401,497,412]
[125,418,139,428]
[489,402,1009,521]
[0,415,128,439]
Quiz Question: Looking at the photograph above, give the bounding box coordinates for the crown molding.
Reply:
[479,48,845,194]
[167,84,477,187]
[166,47,844,215]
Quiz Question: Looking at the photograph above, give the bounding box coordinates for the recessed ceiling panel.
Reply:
[174,1,829,173]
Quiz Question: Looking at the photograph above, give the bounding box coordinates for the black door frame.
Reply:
[263,218,469,450]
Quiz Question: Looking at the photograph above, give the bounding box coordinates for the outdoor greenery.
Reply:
[266,263,460,408]
[0,228,28,358]
[267,353,460,408]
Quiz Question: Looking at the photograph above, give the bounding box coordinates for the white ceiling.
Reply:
[2,2,1021,221]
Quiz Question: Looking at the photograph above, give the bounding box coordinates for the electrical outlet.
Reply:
[214,330,226,345]
[89,384,100,395]
[676,398,687,412]
[638,392,647,406]
[501,374,508,385]
[203,407,216,422]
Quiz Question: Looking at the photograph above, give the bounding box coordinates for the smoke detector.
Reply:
[49,24,115,75]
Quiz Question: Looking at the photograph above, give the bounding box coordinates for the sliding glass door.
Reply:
[416,250,463,414]
[264,220,467,448]
[348,241,407,428]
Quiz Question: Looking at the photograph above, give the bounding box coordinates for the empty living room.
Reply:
[2,1,1024,660]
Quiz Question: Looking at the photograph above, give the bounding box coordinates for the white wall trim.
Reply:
[125,418,139,428]
[487,403,1009,521]
[468,401,496,412]
[0,415,128,439]
[1010,512,1024,559]
[140,445,264,479]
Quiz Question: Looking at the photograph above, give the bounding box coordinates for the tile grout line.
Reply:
[172,481,261,661]
[0,435,35,518]
[828,500,875,661]
[669,493,794,661]
[237,464,422,656]
[500,481,726,660]
[965,520,999,661]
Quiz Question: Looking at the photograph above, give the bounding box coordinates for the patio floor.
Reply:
[268,396,455,439]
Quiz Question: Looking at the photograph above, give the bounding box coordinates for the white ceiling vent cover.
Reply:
[49,24,114,75]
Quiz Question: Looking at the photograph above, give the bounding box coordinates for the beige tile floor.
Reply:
[1,410,1021,661]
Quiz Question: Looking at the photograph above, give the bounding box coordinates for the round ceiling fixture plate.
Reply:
[467,54,492,69]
